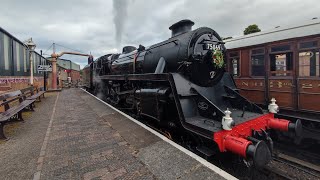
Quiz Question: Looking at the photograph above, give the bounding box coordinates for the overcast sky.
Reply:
[0,0,319,68]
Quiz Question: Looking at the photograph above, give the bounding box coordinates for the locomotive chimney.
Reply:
[169,19,195,37]
[122,46,137,54]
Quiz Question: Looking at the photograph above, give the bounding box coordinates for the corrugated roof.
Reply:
[224,19,320,49]
[47,57,80,71]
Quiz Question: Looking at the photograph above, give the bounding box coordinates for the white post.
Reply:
[24,38,36,86]
[30,51,34,85]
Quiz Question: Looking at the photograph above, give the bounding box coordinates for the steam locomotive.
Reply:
[82,20,301,168]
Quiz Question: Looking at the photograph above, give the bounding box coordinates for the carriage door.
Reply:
[297,40,320,112]
[268,44,295,109]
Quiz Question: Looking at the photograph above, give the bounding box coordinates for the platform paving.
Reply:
[0,88,232,180]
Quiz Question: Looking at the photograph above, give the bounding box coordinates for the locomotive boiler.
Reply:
[83,20,301,168]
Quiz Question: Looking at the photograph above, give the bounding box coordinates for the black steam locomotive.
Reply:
[82,20,301,167]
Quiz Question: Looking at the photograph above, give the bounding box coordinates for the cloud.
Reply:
[0,0,319,68]
[113,0,129,47]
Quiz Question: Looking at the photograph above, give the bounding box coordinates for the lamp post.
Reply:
[25,38,36,86]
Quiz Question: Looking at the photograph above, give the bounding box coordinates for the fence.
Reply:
[0,27,49,77]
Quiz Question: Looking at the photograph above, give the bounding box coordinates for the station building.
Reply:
[0,27,47,93]
[46,57,81,87]
[0,27,82,93]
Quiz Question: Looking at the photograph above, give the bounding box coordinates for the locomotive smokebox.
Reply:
[169,19,194,37]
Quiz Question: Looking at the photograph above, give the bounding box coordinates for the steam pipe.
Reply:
[52,51,92,58]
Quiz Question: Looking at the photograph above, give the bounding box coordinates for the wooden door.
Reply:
[297,78,320,112]
[235,78,266,105]
[268,44,295,109]
[268,78,295,108]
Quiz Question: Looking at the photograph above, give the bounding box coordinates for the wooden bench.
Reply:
[30,86,45,101]
[21,86,45,102]
[0,90,36,140]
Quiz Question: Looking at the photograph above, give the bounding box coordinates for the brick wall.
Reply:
[70,70,80,82]
[0,76,44,94]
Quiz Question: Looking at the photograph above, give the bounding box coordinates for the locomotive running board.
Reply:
[97,73,170,81]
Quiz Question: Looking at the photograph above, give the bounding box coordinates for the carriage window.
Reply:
[270,53,293,76]
[299,50,320,76]
[231,58,240,77]
[299,41,318,49]
[271,45,290,52]
[251,48,265,76]
[229,52,239,77]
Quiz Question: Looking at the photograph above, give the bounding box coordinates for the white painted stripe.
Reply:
[16,42,20,71]
[33,92,60,180]
[81,88,237,180]
[3,34,10,70]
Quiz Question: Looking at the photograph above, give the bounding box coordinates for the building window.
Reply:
[270,52,293,76]
[251,48,265,76]
[229,51,239,77]
[299,50,319,76]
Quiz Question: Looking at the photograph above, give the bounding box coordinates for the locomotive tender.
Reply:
[83,20,301,167]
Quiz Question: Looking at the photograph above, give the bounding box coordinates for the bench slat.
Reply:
[27,92,45,99]
[0,100,35,122]
[0,90,22,101]
[20,87,34,94]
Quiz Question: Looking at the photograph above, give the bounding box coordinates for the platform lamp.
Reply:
[25,38,36,86]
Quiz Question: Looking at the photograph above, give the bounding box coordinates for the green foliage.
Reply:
[212,50,224,68]
[243,24,261,35]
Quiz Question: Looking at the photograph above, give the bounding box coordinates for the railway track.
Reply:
[263,153,320,180]
[276,153,320,174]
[263,166,295,180]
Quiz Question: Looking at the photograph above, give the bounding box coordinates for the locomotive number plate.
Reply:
[204,43,221,50]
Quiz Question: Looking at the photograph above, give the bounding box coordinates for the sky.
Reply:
[0,0,319,68]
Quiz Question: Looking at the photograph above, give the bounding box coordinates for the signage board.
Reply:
[37,65,52,72]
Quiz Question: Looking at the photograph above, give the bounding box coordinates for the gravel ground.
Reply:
[0,89,232,180]
[0,93,57,180]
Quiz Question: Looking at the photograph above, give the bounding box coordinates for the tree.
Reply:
[243,24,261,35]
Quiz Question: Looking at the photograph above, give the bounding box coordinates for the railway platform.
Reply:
[0,88,235,180]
